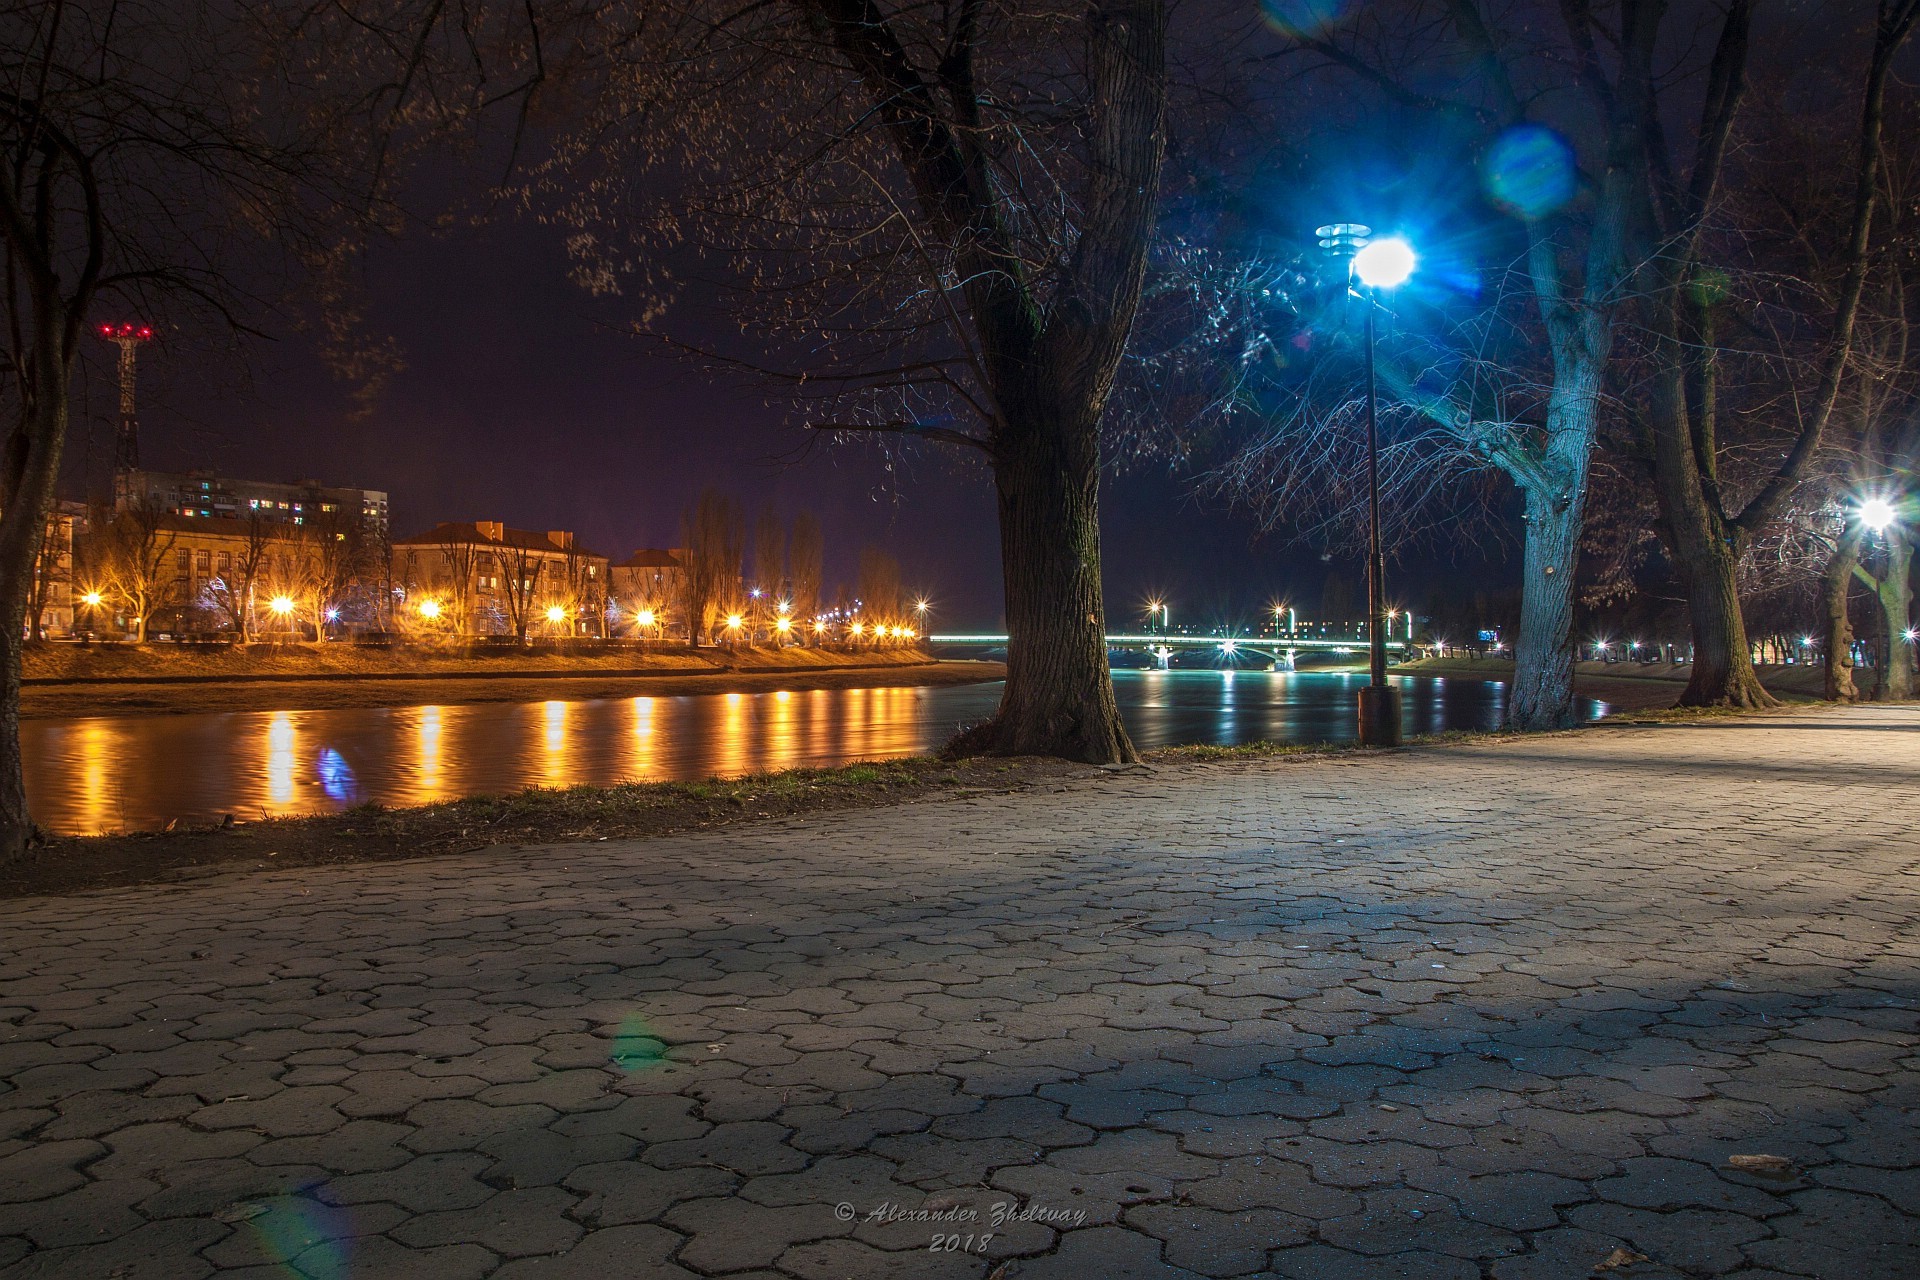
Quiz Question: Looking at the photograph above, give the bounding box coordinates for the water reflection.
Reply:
[22,672,1608,835]
[267,712,295,807]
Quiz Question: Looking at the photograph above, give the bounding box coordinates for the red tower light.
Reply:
[97,322,154,474]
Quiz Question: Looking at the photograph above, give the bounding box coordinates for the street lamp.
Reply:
[1858,496,1898,533]
[1318,222,1416,745]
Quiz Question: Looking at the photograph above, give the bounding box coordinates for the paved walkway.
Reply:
[2,708,1918,1279]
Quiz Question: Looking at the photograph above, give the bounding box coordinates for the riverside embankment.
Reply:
[1396,654,1828,712]
[20,643,1002,718]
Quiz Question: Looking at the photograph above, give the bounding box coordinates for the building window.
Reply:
[197,550,211,574]
[176,549,190,575]
[218,552,232,572]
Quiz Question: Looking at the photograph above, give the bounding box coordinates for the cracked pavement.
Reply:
[2,706,1917,1278]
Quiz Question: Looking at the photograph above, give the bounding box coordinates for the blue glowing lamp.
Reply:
[1352,237,1416,290]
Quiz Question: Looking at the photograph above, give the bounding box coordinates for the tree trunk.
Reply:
[1507,486,1583,730]
[1673,529,1774,707]
[949,418,1136,763]
[0,594,32,860]
[1821,528,1862,702]
[0,390,69,864]
[1872,528,1914,701]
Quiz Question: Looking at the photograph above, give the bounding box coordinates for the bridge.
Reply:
[929,632,1411,668]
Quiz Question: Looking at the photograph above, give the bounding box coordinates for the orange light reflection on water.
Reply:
[266,713,295,809]
[542,700,570,788]
[411,705,446,806]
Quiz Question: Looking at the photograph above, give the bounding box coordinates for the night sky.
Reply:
[73,192,1515,633]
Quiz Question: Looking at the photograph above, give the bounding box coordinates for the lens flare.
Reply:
[610,1012,668,1072]
[1483,124,1577,220]
[1259,0,1356,37]
[245,1190,351,1280]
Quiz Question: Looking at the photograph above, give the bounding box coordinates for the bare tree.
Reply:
[206,512,276,642]
[856,545,903,626]
[302,505,367,639]
[94,502,175,644]
[788,511,824,630]
[556,534,602,636]
[432,530,482,636]
[495,543,544,642]
[24,514,66,641]
[1236,2,1717,730]
[1626,0,1919,707]
[0,0,447,857]
[680,489,743,647]
[531,0,1170,761]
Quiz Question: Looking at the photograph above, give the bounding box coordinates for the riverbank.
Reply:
[1397,654,1827,712]
[20,644,1002,718]
[3,734,1385,899]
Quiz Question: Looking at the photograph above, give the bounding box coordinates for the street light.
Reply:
[1858,496,1898,533]
[1318,222,1415,745]
[417,598,442,621]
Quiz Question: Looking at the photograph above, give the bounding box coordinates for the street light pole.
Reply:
[1319,224,1414,746]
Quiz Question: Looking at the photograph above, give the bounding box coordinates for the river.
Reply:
[23,670,1607,835]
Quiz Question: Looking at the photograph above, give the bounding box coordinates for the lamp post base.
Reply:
[1357,685,1403,747]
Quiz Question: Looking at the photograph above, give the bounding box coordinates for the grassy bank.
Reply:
[20,644,999,719]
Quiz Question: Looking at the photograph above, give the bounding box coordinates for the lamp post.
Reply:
[1317,223,1415,746]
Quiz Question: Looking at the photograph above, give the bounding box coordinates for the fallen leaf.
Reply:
[214,1202,268,1224]
[1727,1153,1797,1176]
[1594,1248,1650,1272]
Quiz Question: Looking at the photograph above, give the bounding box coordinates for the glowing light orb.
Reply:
[82,592,103,607]
[1352,236,1416,289]
[1859,497,1897,532]
[546,605,567,623]
[1484,124,1577,220]
[725,613,744,631]
[636,609,656,627]
[269,595,295,616]
[417,599,442,620]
